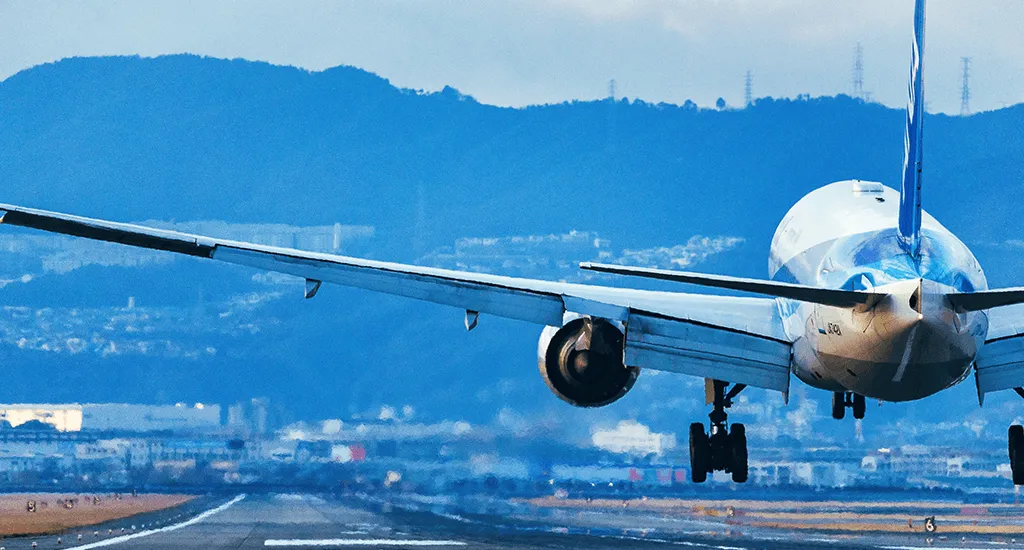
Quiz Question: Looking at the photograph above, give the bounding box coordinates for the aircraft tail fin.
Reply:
[579,263,885,309]
[898,0,927,257]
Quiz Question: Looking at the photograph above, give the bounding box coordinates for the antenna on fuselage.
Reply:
[898,0,926,259]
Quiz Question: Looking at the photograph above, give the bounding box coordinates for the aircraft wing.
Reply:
[0,203,792,394]
[975,304,1024,400]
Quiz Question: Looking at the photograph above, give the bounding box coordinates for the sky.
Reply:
[1,0,1022,114]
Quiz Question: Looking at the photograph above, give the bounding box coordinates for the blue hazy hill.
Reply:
[2,55,1024,443]
[5,55,1024,269]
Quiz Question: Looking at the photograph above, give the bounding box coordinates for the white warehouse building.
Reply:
[0,403,220,433]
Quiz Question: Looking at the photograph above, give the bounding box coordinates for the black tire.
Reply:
[689,423,709,483]
[1010,425,1023,460]
[852,394,866,419]
[831,392,845,420]
[730,423,748,483]
[1010,426,1024,484]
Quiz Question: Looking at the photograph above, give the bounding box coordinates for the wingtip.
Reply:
[579,262,620,272]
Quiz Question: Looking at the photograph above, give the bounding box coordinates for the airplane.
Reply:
[2,0,1024,484]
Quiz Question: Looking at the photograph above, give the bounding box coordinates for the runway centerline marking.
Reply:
[73,494,246,549]
[264,539,467,547]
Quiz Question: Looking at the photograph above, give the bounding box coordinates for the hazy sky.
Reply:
[1,1,1022,114]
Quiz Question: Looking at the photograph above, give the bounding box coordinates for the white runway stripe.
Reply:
[264,539,467,547]
[73,493,247,549]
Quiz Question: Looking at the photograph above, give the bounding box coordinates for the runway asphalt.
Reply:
[0,492,1012,549]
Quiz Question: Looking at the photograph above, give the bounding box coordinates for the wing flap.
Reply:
[973,305,1024,400]
[975,336,1024,396]
[626,312,791,392]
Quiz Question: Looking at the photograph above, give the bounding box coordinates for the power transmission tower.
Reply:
[606,79,617,153]
[745,70,753,107]
[853,42,865,100]
[960,57,972,116]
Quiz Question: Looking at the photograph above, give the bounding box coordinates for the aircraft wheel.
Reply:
[852,394,866,419]
[1010,425,1024,485]
[730,423,748,483]
[689,423,709,483]
[831,392,845,420]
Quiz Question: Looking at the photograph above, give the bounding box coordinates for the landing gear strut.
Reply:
[831,391,865,420]
[689,380,747,483]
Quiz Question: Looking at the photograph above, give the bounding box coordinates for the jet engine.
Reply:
[537,317,639,407]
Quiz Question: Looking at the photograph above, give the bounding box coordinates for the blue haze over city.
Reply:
[2,1,1024,493]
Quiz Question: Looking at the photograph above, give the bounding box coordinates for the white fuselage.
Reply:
[770,180,988,402]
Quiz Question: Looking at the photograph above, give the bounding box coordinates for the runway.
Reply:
[0,493,1012,550]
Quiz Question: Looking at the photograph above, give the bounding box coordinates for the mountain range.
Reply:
[2,55,1024,448]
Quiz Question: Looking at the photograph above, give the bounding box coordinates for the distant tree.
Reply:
[15,419,54,431]
[683,99,697,111]
[716,97,727,110]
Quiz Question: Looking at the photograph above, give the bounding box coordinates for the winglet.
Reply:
[898,0,926,258]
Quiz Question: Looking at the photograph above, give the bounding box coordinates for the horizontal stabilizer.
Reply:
[948,288,1024,312]
[579,262,885,308]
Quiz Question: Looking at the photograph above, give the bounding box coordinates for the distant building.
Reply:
[82,403,220,432]
[227,398,273,436]
[144,220,374,254]
[0,403,219,433]
[419,230,611,278]
[0,404,83,432]
[591,420,676,456]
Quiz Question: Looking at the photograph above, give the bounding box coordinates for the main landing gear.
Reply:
[689,380,748,483]
[1009,425,1024,485]
[832,391,865,420]
[1008,389,1024,485]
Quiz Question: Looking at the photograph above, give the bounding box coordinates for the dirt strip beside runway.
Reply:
[0,493,194,536]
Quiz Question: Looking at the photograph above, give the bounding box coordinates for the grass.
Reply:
[0,493,194,536]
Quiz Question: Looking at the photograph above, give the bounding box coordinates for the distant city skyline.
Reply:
[2,1,1022,114]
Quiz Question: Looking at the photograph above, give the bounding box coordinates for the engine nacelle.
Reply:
[537,317,639,408]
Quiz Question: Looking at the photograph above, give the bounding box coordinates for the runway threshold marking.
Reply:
[72,493,247,549]
[264,540,467,547]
